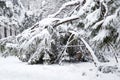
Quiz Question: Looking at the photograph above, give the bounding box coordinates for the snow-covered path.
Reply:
[0,56,120,80]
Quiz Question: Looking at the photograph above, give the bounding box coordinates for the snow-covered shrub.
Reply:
[0,36,18,57]
[98,65,118,73]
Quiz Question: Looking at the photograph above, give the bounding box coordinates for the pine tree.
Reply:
[0,0,120,65]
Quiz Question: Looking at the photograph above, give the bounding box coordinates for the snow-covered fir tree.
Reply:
[20,0,71,32]
[0,0,120,65]
[0,0,25,38]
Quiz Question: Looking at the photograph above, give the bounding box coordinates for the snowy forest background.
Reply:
[0,0,120,80]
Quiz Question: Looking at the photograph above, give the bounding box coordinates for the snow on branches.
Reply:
[0,0,120,65]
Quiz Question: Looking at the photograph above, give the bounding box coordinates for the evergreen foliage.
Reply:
[0,0,120,65]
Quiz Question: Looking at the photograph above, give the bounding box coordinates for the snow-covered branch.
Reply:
[48,0,81,18]
[53,16,79,27]
[80,38,99,66]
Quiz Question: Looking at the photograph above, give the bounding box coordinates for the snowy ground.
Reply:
[0,56,120,80]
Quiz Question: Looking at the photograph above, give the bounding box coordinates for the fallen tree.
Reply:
[0,14,99,65]
[0,0,120,65]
